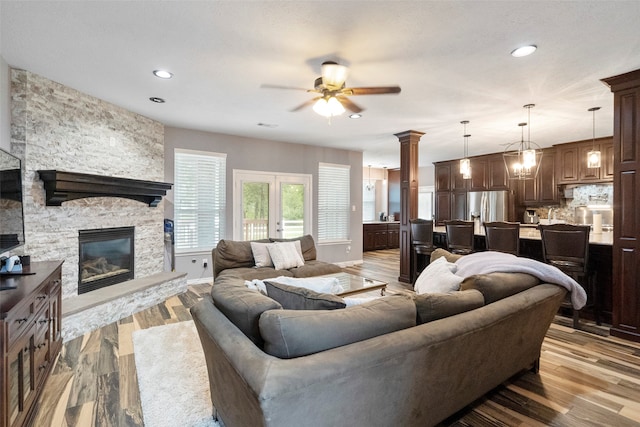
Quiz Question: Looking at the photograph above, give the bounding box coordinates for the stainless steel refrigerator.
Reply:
[467,191,509,223]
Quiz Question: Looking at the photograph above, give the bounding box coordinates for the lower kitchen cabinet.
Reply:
[363,223,400,251]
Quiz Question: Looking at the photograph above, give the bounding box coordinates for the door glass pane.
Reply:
[242,182,269,240]
[281,183,304,239]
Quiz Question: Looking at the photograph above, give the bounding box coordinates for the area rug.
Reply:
[133,321,221,427]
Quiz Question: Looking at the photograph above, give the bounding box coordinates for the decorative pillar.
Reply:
[602,68,640,342]
[395,130,424,283]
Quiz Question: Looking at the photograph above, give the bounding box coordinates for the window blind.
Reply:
[174,149,226,252]
[318,163,350,242]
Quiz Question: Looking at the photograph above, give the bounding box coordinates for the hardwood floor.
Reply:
[34,250,640,426]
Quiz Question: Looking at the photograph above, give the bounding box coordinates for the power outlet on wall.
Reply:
[202,258,208,269]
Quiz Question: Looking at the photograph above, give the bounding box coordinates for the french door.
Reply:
[233,170,312,241]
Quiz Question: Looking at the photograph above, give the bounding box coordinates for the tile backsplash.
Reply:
[533,183,613,224]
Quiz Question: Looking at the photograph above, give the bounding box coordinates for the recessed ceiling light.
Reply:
[153,70,173,79]
[149,97,165,103]
[511,45,537,57]
[349,114,362,119]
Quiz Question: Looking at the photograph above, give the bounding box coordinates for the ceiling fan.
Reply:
[261,61,401,117]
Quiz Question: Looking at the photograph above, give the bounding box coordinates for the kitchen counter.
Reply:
[363,220,400,224]
[433,225,613,246]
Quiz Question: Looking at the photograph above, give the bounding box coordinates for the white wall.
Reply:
[164,126,364,280]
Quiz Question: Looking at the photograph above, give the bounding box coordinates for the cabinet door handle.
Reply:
[39,319,48,324]
[16,318,28,324]
[38,364,47,371]
[36,295,47,300]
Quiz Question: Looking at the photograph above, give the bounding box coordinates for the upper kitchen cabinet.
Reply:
[435,162,451,192]
[556,137,614,184]
[517,148,558,206]
[470,154,509,191]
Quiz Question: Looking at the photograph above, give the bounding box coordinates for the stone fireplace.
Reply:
[78,226,135,294]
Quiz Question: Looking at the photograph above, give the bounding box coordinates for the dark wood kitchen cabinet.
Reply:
[555,137,614,184]
[518,148,558,205]
[363,223,400,251]
[1,261,63,427]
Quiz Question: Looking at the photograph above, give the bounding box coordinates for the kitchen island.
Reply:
[432,225,612,325]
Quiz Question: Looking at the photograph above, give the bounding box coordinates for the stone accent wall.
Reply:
[11,69,166,299]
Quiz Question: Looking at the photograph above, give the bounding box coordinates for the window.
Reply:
[362,183,376,221]
[174,149,226,252]
[418,186,434,219]
[318,163,350,242]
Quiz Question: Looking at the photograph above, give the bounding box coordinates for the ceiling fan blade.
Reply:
[343,86,402,95]
[338,97,364,114]
[290,98,319,112]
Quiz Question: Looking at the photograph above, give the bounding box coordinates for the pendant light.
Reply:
[459,120,471,180]
[587,107,602,168]
[365,165,375,191]
[503,104,543,180]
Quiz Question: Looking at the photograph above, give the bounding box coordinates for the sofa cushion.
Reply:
[264,281,346,310]
[267,241,305,270]
[250,242,274,268]
[214,239,271,276]
[413,289,485,324]
[270,234,317,261]
[460,272,540,304]
[211,283,282,347]
[414,256,464,294]
[259,295,416,359]
[430,248,463,264]
[289,260,343,278]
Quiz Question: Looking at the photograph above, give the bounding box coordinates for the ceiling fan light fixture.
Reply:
[321,61,349,89]
[511,45,537,57]
[313,96,345,117]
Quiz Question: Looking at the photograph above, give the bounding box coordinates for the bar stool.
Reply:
[484,221,520,256]
[444,220,475,255]
[410,219,435,283]
[539,223,596,329]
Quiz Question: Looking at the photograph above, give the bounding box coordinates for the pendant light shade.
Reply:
[460,121,471,179]
[503,104,543,180]
[365,165,375,191]
[587,107,601,168]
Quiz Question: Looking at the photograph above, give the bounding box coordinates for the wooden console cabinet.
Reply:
[1,261,63,427]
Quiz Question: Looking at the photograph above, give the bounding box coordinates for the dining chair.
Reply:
[539,223,596,329]
[409,219,435,283]
[444,220,475,255]
[483,221,520,256]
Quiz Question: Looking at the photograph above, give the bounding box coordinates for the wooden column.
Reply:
[602,68,640,342]
[395,130,424,283]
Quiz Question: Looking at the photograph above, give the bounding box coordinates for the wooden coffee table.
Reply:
[320,272,387,297]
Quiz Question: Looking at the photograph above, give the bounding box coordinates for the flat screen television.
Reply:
[0,148,25,254]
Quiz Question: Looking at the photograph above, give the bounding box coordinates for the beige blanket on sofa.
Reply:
[455,251,587,309]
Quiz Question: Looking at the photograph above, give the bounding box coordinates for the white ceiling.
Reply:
[1,1,639,169]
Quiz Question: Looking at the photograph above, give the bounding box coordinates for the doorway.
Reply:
[233,170,312,240]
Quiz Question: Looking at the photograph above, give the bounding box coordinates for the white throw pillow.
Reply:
[267,241,305,270]
[250,242,274,267]
[414,256,463,294]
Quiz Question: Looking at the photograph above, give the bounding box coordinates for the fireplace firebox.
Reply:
[78,227,134,294]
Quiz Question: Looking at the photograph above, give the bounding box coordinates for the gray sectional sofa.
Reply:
[191,237,567,427]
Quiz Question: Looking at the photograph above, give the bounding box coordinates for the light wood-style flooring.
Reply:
[34,249,640,426]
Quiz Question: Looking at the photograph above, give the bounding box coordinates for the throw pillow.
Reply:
[460,272,540,304]
[250,241,274,268]
[264,280,346,310]
[414,256,464,294]
[259,295,416,359]
[413,289,484,324]
[267,241,305,270]
[429,248,463,264]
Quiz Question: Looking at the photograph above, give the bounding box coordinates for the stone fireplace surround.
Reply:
[10,68,188,342]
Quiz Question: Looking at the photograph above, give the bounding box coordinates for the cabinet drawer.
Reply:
[6,300,36,348]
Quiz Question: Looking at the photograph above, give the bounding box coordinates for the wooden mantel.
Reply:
[37,170,172,207]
